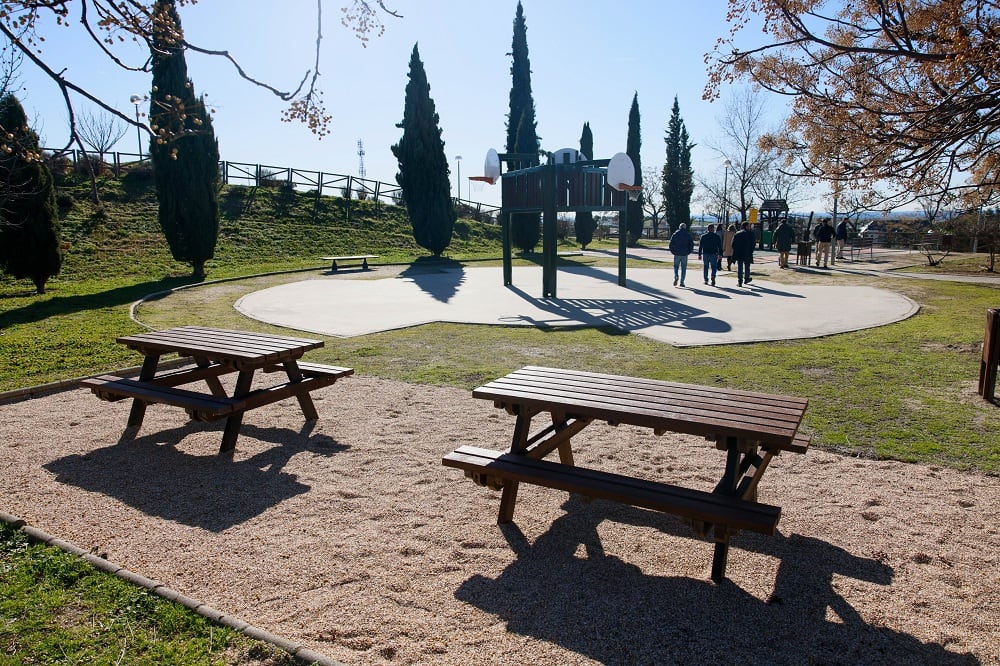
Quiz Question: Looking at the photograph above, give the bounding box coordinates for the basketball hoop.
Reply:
[607,153,641,201]
[618,184,642,201]
[469,175,492,192]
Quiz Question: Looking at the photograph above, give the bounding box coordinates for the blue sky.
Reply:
[14,0,828,212]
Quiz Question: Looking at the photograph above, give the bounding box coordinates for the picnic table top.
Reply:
[116,326,324,367]
[473,366,808,450]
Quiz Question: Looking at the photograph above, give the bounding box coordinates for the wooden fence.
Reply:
[45,148,502,224]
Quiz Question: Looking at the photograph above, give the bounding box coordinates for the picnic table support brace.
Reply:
[196,356,227,397]
[284,360,319,420]
[497,408,589,523]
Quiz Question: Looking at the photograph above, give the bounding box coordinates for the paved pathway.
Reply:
[235,258,919,346]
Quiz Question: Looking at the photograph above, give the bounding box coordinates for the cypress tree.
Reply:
[0,93,61,294]
[506,1,541,254]
[391,44,455,256]
[149,0,219,279]
[574,122,596,249]
[663,96,695,235]
[678,123,695,230]
[505,1,532,159]
[625,93,643,246]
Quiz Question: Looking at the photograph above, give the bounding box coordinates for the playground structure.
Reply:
[758,199,789,249]
[477,149,638,298]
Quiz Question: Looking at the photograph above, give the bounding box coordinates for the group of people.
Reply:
[773,217,848,269]
[668,222,756,288]
[670,217,849,282]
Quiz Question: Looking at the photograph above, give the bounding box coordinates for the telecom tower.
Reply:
[357,139,366,179]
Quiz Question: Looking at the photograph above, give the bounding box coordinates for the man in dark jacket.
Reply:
[698,223,723,286]
[731,222,755,287]
[772,219,796,269]
[815,219,835,268]
[835,219,848,260]
[668,223,694,287]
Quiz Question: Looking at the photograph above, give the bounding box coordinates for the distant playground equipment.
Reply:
[472,148,639,298]
[759,199,789,249]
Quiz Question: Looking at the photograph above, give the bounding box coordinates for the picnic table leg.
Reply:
[219,369,254,455]
[497,483,519,524]
[711,537,731,583]
[283,360,319,421]
[125,354,160,433]
[709,437,743,582]
[498,409,533,523]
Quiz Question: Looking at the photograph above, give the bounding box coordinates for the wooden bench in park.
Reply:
[320,254,378,272]
[912,234,953,265]
[444,445,784,538]
[82,375,241,422]
[848,237,874,261]
[442,366,810,583]
[80,326,354,454]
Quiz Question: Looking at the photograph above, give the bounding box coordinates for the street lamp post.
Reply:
[455,155,462,202]
[722,159,731,226]
[129,94,145,161]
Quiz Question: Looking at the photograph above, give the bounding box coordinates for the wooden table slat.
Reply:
[515,366,809,410]
[119,329,317,356]
[117,328,320,364]
[483,374,808,421]
[474,384,800,445]
[177,326,323,348]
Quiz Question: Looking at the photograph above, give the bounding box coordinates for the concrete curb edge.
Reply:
[0,510,345,666]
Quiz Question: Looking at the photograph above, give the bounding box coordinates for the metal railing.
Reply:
[44,148,502,224]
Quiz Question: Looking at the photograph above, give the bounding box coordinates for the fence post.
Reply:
[345,175,352,224]
[979,308,1000,400]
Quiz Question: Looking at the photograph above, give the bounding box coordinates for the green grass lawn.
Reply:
[2,173,999,663]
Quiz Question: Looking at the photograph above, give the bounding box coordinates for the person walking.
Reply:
[835,218,848,260]
[731,221,755,287]
[815,218,835,268]
[772,218,796,269]
[698,223,722,286]
[668,223,694,287]
[722,223,736,270]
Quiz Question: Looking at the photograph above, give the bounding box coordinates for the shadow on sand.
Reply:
[455,496,979,665]
[44,421,348,532]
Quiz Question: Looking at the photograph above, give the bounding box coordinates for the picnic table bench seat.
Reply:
[848,237,874,261]
[262,361,354,379]
[320,254,378,271]
[443,445,782,537]
[81,374,240,422]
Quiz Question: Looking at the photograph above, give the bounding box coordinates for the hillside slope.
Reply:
[50,168,504,281]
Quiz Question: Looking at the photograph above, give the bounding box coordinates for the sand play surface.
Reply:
[1,375,998,665]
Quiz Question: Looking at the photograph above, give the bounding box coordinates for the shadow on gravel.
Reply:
[44,421,348,532]
[455,496,979,665]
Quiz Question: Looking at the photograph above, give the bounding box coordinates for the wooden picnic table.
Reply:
[443,366,810,582]
[81,326,353,455]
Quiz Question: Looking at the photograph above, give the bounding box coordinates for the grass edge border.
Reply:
[0,509,343,666]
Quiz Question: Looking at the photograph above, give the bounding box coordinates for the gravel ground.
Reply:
[1,375,998,665]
